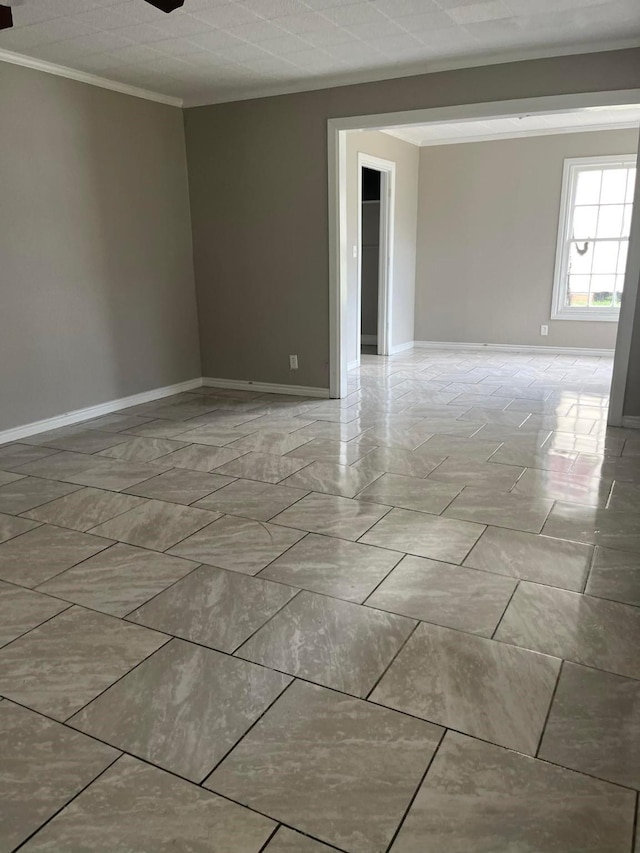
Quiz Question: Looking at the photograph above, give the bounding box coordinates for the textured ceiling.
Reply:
[0,0,639,106]
[381,105,640,145]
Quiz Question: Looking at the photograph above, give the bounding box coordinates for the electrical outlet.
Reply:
[540,325,549,336]
[289,354,299,370]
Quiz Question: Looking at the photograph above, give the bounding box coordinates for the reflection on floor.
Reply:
[1,348,639,853]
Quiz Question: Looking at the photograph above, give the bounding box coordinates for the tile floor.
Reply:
[1,348,639,852]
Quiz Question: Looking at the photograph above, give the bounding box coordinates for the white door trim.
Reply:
[357,153,396,363]
[328,88,640,407]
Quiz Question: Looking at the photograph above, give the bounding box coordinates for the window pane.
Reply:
[622,204,633,238]
[567,275,590,307]
[626,168,637,203]
[589,275,616,307]
[572,205,598,239]
[592,241,619,274]
[617,241,628,273]
[568,240,593,274]
[574,169,601,205]
[615,275,625,304]
[596,204,624,238]
[600,168,628,204]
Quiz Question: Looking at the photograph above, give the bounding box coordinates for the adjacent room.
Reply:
[1,2,640,852]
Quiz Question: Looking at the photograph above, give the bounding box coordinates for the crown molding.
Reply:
[0,47,182,107]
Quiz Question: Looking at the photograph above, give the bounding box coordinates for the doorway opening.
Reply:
[355,153,395,367]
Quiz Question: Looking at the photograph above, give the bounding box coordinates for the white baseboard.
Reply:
[413,340,615,358]
[0,377,203,446]
[203,377,330,398]
[389,341,415,355]
[361,335,378,346]
[621,416,640,429]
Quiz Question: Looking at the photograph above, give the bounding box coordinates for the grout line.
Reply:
[535,659,564,758]
[10,750,123,852]
[490,579,520,640]
[382,727,447,853]
[364,620,420,700]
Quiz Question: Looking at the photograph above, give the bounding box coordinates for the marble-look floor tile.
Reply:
[260,533,401,602]
[206,680,443,853]
[20,755,276,853]
[12,450,100,481]
[37,543,198,617]
[213,451,311,484]
[280,460,381,498]
[292,420,367,442]
[0,523,113,587]
[390,731,635,853]
[124,467,236,505]
[154,444,245,472]
[23,427,129,455]
[193,478,307,521]
[170,515,306,574]
[417,434,502,461]
[495,582,640,679]
[493,446,582,475]
[227,429,314,455]
[89,499,218,551]
[0,443,59,471]
[97,436,189,462]
[358,425,431,451]
[0,700,118,853]
[285,438,374,466]
[83,413,155,433]
[0,605,166,719]
[23,487,146,532]
[171,425,254,447]
[360,508,485,563]
[366,555,516,637]
[272,491,389,541]
[464,526,593,591]
[0,476,81,515]
[538,663,640,790]
[427,457,524,490]
[128,565,297,652]
[607,480,640,512]
[264,828,335,853]
[70,639,291,782]
[351,446,445,478]
[444,487,553,533]
[0,470,24,487]
[126,418,206,438]
[356,472,461,514]
[543,502,640,553]
[0,512,40,543]
[67,458,175,492]
[237,590,415,697]
[371,621,560,755]
[511,467,612,506]
[585,546,640,606]
[0,580,69,646]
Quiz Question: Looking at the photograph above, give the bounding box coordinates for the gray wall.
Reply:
[184,48,640,391]
[345,130,419,365]
[0,62,200,433]
[415,128,639,349]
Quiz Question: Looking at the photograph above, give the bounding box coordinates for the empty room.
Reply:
[1,1,640,852]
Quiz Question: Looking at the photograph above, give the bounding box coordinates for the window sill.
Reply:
[550,310,620,323]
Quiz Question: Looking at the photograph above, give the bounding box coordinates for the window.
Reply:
[552,154,636,321]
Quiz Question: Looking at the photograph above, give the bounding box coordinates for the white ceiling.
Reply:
[0,0,639,106]
[380,106,640,146]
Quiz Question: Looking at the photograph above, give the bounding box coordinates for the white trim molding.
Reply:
[203,378,329,398]
[413,340,616,357]
[0,377,202,445]
[0,48,182,107]
[389,341,415,355]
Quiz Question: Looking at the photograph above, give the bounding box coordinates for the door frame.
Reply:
[328,88,640,418]
[357,153,396,365]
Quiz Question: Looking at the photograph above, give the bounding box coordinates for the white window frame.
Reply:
[551,153,636,322]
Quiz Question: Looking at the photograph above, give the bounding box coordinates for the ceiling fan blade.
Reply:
[0,4,13,29]
[143,0,185,11]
